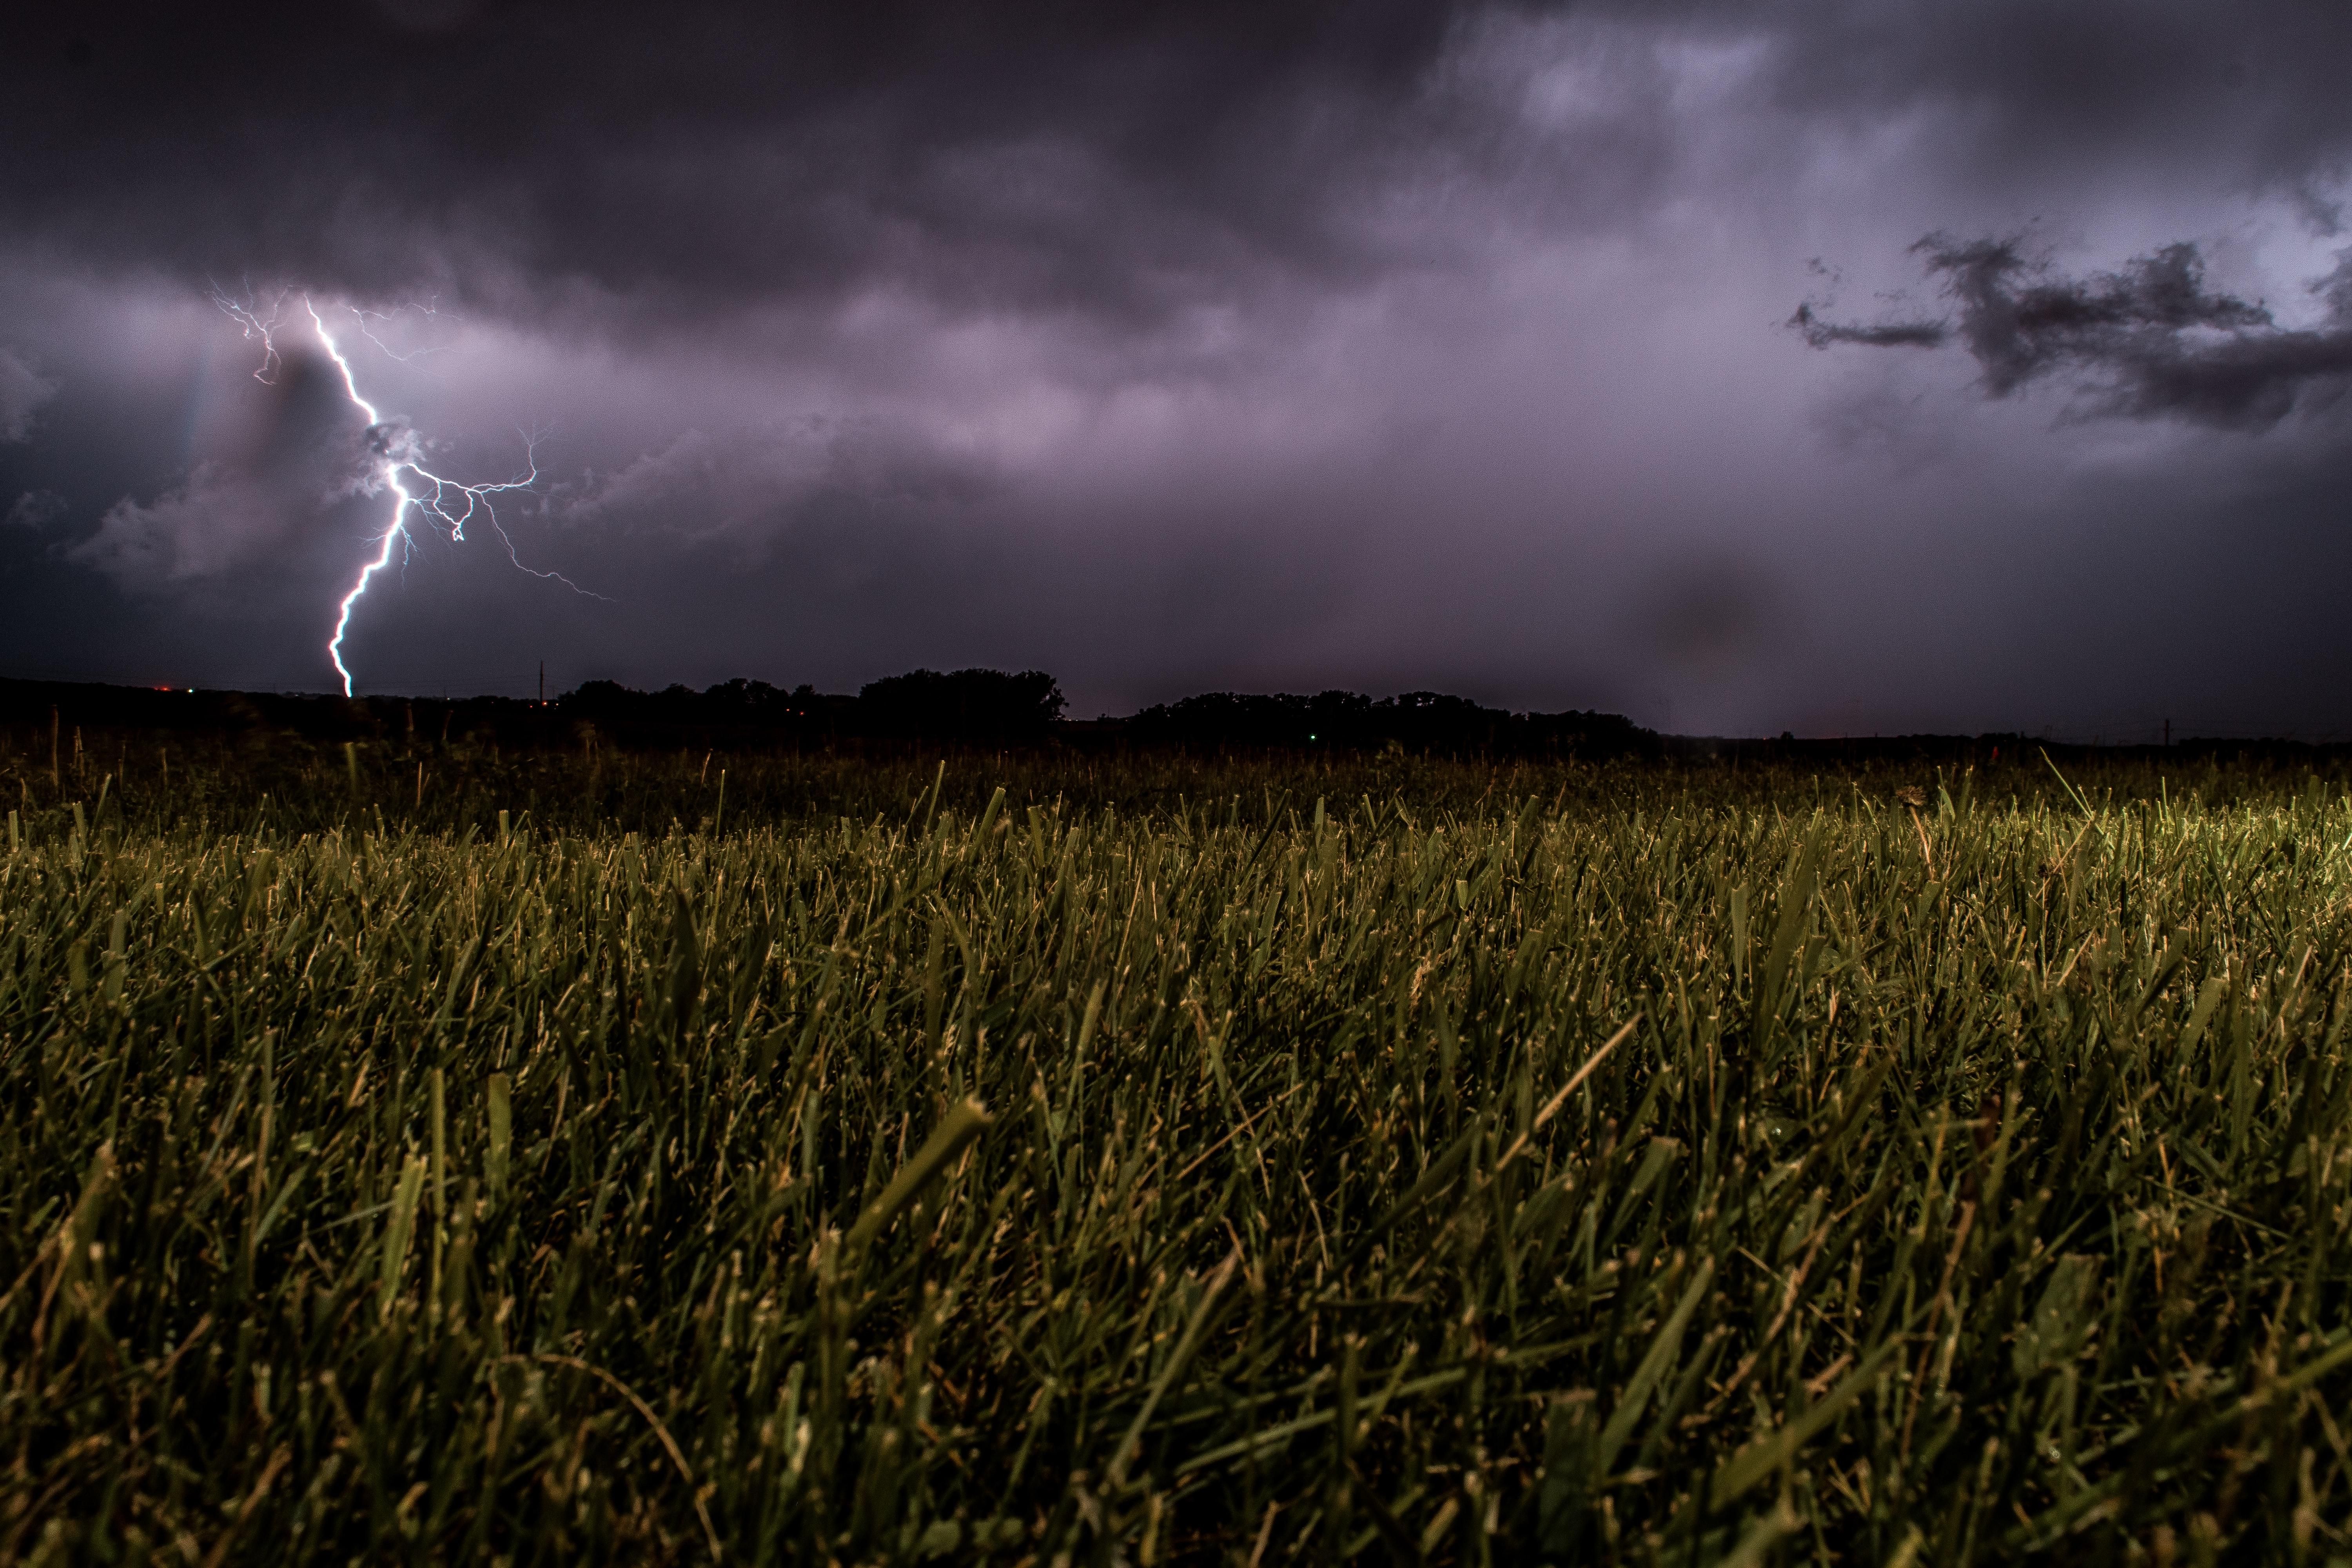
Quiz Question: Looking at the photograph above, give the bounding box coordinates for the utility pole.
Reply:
[539,661,545,705]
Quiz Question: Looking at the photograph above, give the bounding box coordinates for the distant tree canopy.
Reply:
[566,678,834,726]
[559,670,1067,745]
[0,670,1659,756]
[559,675,1646,754]
[1125,689,1655,757]
[857,668,1066,742]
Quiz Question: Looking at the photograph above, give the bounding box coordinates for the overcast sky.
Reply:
[6,1,2352,736]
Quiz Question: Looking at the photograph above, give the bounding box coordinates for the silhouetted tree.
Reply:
[857,668,1065,741]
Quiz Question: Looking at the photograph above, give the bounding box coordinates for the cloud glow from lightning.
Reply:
[215,289,597,696]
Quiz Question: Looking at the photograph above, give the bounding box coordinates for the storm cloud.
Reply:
[8,2,2352,734]
[1798,236,2352,427]
[0,349,56,443]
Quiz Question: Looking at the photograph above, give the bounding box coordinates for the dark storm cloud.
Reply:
[14,0,2352,331]
[1731,0,2352,185]
[18,1,2352,733]
[1798,237,2352,428]
[1751,0,2352,435]
[1787,310,1945,351]
[0,0,1491,326]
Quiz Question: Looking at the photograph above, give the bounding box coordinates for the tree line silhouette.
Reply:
[11,670,2347,762]
[0,668,1658,758]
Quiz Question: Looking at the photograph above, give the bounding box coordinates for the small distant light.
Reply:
[1309,733,1317,740]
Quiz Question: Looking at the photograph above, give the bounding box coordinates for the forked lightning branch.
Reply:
[215,290,595,696]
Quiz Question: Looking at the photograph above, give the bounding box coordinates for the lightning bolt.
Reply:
[214,288,601,697]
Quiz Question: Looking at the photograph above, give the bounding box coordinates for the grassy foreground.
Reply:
[7,745,2352,1563]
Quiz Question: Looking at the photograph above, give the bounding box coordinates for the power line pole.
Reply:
[539,661,545,705]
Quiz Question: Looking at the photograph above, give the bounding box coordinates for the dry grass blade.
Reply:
[1536,1015,1641,1132]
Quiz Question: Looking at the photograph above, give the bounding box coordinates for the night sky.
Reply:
[7,2,2352,737]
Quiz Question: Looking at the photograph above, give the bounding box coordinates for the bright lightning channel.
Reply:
[215,289,599,697]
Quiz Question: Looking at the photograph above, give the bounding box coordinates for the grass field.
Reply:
[7,734,2352,1563]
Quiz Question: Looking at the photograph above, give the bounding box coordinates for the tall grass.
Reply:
[6,744,2352,1562]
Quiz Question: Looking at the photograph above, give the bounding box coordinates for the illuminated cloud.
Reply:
[0,348,56,442]
[73,465,300,590]
[4,488,65,529]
